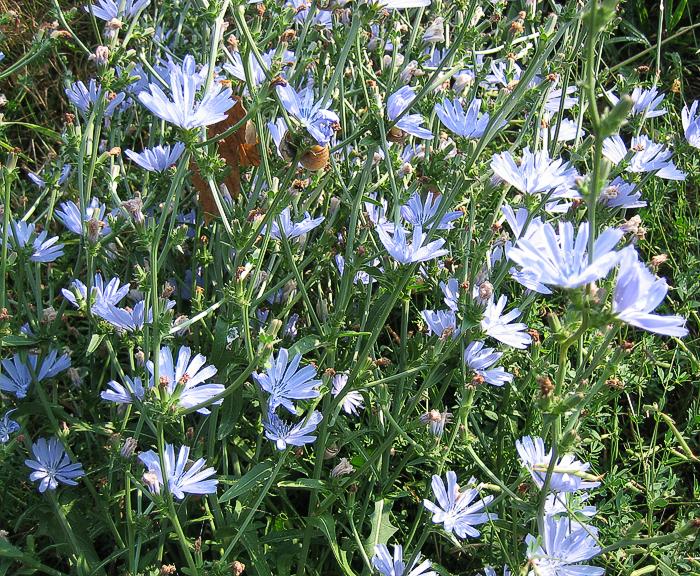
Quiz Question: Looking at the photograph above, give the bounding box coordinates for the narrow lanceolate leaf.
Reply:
[219,461,277,502]
[363,499,398,557]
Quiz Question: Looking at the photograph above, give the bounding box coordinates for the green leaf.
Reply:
[287,335,322,358]
[363,499,398,558]
[309,514,356,576]
[219,461,276,502]
[86,334,104,355]
[0,335,38,347]
[0,539,24,559]
[277,479,327,491]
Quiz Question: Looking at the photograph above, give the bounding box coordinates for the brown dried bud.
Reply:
[256,3,266,16]
[65,113,76,125]
[671,78,681,94]
[160,565,177,575]
[227,34,239,50]
[231,561,246,576]
[374,357,392,368]
[300,145,330,171]
[323,367,336,378]
[650,254,668,269]
[161,282,175,298]
[528,329,540,344]
[280,29,296,43]
[538,376,554,397]
[605,378,624,390]
[194,536,202,553]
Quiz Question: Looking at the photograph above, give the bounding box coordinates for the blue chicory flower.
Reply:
[682,100,700,148]
[608,86,666,119]
[62,273,130,311]
[5,219,64,263]
[264,207,325,240]
[421,309,460,339]
[507,221,624,290]
[276,83,340,145]
[464,341,513,386]
[440,278,460,311]
[434,98,493,139]
[138,55,235,129]
[138,443,218,500]
[481,295,531,349]
[55,198,112,238]
[612,246,688,337]
[253,348,321,414]
[377,224,448,264]
[525,516,604,576]
[386,86,433,140]
[516,436,600,493]
[65,79,125,118]
[225,49,295,87]
[401,192,462,230]
[0,409,20,443]
[125,142,185,172]
[602,135,685,180]
[372,544,437,576]
[84,0,149,21]
[25,437,84,492]
[0,350,71,399]
[331,373,364,416]
[598,176,646,209]
[423,471,497,539]
[264,410,323,450]
[490,147,580,209]
[146,346,224,414]
[101,375,145,405]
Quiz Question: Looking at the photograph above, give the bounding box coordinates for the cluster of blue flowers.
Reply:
[1,0,698,573]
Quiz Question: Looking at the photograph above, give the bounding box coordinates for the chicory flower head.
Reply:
[0,409,20,443]
[0,350,71,399]
[525,516,604,576]
[125,142,185,172]
[481,295,531,349]
[681,100,700,148]
[516,436,600,493]
[62,273,130,311]
[55,198,112,239]
[507,221,624,290]
[612,246,688,337]
[25,437,84,493]
[65,79,125,118]
[463,341,513,387]
[423,471,497,539]
[331,373,364,416]
[401,191,462,230]
[372,544,437,576]
[602,135,685,180]
[138,55,235,129]
[377,224,448,264]
[6,219,64,263]
[490,147,579,202]
[434,97,494,139]
[138,443,218,500]
[264,410,323,450]
[276,83,339,145]
[264,207,325,241]
[84,0,149,21]
[386,86,433,139]
[253,348,321,414]
[146,346,224,414]
[421,309,460,340]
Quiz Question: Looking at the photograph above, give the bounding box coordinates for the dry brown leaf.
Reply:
[191,96,261,223]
